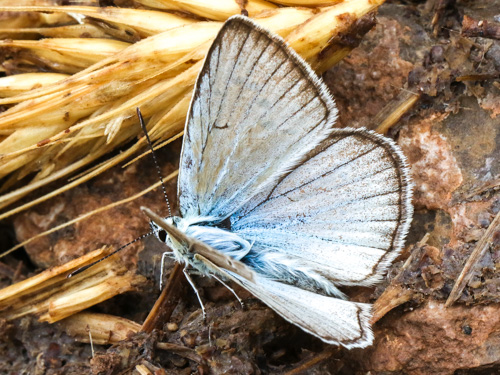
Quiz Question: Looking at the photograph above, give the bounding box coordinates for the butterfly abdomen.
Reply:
[185,223,251,261]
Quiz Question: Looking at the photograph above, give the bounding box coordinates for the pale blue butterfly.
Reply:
[144,15,413,349]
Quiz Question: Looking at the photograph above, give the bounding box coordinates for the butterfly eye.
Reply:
[158,230,167,243]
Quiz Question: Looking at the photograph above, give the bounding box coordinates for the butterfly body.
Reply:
[144,15,413,349]
[151,216,251,268]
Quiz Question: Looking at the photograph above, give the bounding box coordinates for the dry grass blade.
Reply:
[271,0,342,5]
[371,234,430,324]
[156,342,204,363]
[374,90,420,133]
[284,347,338,375]
[141,263,185,333]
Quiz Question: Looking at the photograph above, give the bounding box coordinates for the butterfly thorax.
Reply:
[150,215,252,268]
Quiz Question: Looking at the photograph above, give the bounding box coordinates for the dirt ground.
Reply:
[1,0,500,374]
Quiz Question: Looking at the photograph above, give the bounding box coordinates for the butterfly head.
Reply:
[148,215,187,261]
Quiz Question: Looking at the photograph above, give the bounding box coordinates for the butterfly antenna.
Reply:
[136,107,172,218]
[67,232,153,278]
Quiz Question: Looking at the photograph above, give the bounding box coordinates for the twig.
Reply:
[156,342,204,363]
[374,90,420,134]
[141,263,186,333]
[431,0,456,36]
[371,233,430,324]
[445,210,500,307]
[462,15,500,40]
[284,347,338,375]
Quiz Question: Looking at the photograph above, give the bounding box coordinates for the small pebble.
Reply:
[166,322,178,331]
[430,45,444,63]
[478,212,491,228]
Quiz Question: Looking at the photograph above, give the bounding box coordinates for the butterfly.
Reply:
[143,15,413,349]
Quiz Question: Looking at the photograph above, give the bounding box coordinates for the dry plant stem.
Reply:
[0,38,131,73]
[0,8,74,28]
[464,178,500,200]
[431,0,452,35]
[0,24,114,40]
[371,233,430,324]
[0,141,142,219]
[60,312,141,345]
[141,263,186,333]
[156,342,204,363]
[0,247,146,323]
[374,90,420,134]
[371,282,413,324]
[445,211,500,307]
[123,131,184,168]
[0,247,108,304]
[456,72,500,82]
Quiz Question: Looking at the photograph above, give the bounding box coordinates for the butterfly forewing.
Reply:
[178,16,337,220]
[231,129,413,286]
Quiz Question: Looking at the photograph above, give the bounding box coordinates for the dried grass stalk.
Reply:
[0,247,147,323]
[0,0,385,222]
[0,6,196,39]
[0,24,113,40]
[270,0,343,5]
[132,0,277,20]
[0,9,74,29]
[1,38,131,74]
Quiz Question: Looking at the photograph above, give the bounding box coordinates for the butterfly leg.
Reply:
[183,267,207,321]
[210,273,245,309]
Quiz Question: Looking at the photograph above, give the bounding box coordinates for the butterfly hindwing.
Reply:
[193,251,373,349]
[178,16,337,220]
[225,270,373,349]
[230,129,413,287]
